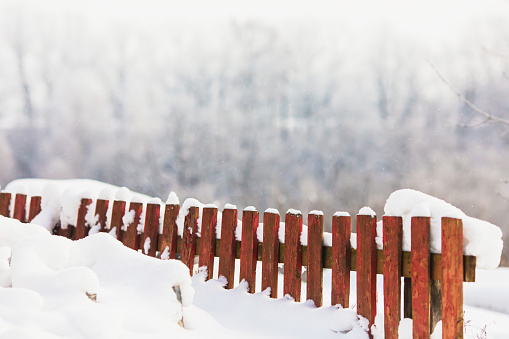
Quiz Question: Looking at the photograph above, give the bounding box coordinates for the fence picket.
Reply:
[307,213,324,307]
[383,216,403,339]
[262,211,280,298]
[160,204,180,260]
[181,206,199,274]
[441,217,464,339]
[28,196,42,222]
[331,214,351,308]
[199,206,218,279]
[0,192,10,217]
[239,209,259,293]
[123,201,142,250]
[218,207,237,289]
[74,198,92,240]
[95,199,109,232]
[284,211,303,302]
[110,200,126,240]
[13,193,27,222]
[357,214,377,332]
[142,203,160,257]
[411,216,431,338]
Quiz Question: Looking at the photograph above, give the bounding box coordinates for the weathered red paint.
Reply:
[411,216,431,338]
[307,213,324,307]
[141,203,160,257]
[75,198,92,240]
[218,207,237,289]
[160,204,180,260]
[94,199,109,232]
[331,214,351,308]
[383,216,403,339]
[110,200,126,240]
[199,207,218,280]
[240,210,259,293]
[0,192,11,217]
[357,214,377,334]
[262,211,280,298]
[441,217,464,339]
[181,206,199,275]
[123,201,142,250]
[13,193,27,222]
[28,196,42,222]
[284,212,303,302]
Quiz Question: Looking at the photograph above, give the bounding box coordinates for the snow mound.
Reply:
[0,216,195,338]
[381,189,503,270]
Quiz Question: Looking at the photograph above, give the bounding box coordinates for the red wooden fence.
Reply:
[0,192,476,338]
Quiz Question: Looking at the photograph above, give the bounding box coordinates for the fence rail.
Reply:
[0,191,474,339]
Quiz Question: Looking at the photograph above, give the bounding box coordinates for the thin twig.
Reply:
[429,61,509,126]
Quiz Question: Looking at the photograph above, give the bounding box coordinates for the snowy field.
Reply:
[0,179,506,338]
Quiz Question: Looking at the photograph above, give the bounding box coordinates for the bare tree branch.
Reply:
[429,61,509,126]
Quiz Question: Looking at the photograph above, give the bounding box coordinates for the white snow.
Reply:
[244,206,257,211]
[286,208,302,215]
[382,189,503,270]
[309,210,324,215]
[166,191,180,205]
[334,211,351,217]
[264,208,280,215]
[358,207,376,216]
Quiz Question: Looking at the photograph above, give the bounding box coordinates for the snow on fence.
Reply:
[0,191,476,339]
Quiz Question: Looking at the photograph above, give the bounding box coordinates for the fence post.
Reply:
[142,202,160,257]
[13,193,27,222]
[160,203,180,259]
[181,206,198,275]
[411,216,431,338]
[284,210,303,302]
[75,198,92,240]
[262,210,280,298]
[199,206,218,280]
[28,196,42,222]
[0,192,10,217]
[441,217,464,339]
[218,207,238,289]
[240,209,259,293]
[123,201,142,250]
[331,214,351,308]
[307,211,324,307]
[94,199,109,232]
[357,213,377,335]
[383,216,403,339]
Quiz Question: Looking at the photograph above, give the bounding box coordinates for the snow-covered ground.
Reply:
[0,179,506,338]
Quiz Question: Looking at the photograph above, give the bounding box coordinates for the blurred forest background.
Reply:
[1,1,509,263]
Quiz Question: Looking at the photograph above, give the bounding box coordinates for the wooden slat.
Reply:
[181,206,199,274]
[75,198,92,240]
[239,209,259,293]
[307,212,324,307]
[441,217,464,339]
[331,214,351,308]
[28,196,42,222]
[383,216,403,339]
[218,207,238,289]
[262,211,280,298]
[199,207,218,280]
[123,202,142,250]
[13,193,27,222]
[160,204,180,259]
[283,211,303,302]
[110,200,126,240]
[141,203,160,257]
[94,199,109,232]
[411,216,431,338]
[357,214,377,331]
[0,192,11,217]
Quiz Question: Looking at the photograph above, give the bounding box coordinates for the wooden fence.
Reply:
[0,191,476,339]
